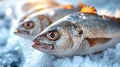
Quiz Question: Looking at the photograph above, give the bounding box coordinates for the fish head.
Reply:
[32,20,83,57]
[14,14,51,40]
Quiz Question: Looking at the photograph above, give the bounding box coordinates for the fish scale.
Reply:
[64,13,120,38]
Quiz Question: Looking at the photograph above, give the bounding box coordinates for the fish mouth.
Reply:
[32,41,54,50]
[14,29,29,35]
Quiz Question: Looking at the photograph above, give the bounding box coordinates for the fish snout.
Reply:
[14,29,29,35]
[33,40,40,45]
[33,36,42,45]
[33,36,43,44]
[14,29,19,34]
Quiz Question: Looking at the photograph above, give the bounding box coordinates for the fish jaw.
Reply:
[14,27,36,39]
[32,39,54,50]
[14,29,30,38]
[14,29,29,35]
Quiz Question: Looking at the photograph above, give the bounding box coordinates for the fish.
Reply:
[21,0,60,13]
[32,4,120,57]
[14,3,83,39]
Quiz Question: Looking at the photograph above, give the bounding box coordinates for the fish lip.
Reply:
[14,29,29,35]
[33,41,40,45]
[32,41,54,50]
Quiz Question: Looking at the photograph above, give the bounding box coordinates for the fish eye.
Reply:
[47,31,59,41]
[22,21,35,29]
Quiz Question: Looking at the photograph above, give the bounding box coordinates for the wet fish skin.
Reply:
[32,12,120,57]
[15,5,81,40]
[64,13,120,38]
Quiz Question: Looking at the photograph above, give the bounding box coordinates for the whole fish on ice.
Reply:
[32,5,120,57]
[14,3,83,39]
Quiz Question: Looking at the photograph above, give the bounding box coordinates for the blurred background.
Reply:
[0,0,120,67]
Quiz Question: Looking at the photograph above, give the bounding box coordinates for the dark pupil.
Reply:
[26,23,31,27]
[50,32,55,38]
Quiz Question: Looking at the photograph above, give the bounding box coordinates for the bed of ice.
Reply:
[0,0,120,67]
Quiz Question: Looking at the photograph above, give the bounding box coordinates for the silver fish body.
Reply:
[60,13,120,38]
[15,6,81,40]
[33,12,120,57]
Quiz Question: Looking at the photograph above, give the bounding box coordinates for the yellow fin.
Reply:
[79,2,97,14]
[62,4,74,10]
[86,38,111,47]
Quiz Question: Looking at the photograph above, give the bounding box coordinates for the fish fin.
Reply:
[102,15,120,23]
[62,4,74,10]
[86,38,111,47]
[79,2,97,14]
